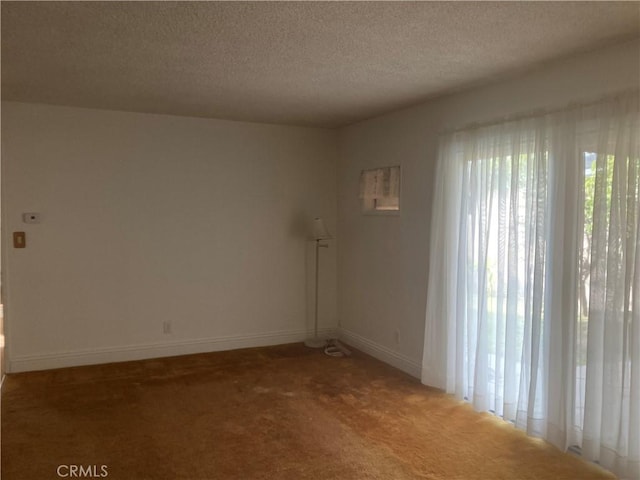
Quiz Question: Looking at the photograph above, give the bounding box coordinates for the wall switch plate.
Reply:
[22,212,42,224]
[13,232,26,248]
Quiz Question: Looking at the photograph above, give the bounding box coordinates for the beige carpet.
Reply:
[1,343,614,479]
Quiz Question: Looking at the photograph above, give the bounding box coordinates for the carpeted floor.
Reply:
[2,343,614,480]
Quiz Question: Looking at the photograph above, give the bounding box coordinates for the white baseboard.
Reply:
[338,328,421,379]
[8,327,337,373]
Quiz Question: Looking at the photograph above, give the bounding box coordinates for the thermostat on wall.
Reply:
[22,212,42,224]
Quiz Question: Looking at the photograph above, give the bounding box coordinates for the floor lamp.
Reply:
[304,217,331,348]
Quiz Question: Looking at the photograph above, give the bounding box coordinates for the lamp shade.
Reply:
[312,217,331,240]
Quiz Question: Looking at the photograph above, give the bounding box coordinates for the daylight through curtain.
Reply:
[423,91,639,479]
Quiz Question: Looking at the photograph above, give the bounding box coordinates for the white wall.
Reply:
[1,103,337,372]
[336,39,640,378]
[2,39,638,376]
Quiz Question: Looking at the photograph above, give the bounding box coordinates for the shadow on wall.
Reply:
[289,211,313,240]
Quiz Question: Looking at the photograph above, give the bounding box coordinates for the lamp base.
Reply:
[304,337,327,349]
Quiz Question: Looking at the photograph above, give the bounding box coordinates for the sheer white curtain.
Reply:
[423,91,639,479]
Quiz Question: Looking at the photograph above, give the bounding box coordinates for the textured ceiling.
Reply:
[2,1,639,128]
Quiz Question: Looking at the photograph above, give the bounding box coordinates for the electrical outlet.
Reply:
[394,329,400,345]
[163,321,172,334]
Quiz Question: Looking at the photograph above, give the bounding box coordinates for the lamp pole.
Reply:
[305,217,330,348]
[313,237,328,341]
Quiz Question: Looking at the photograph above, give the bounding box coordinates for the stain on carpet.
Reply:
[1,343,614,480]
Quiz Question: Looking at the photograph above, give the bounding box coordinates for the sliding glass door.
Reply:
[424,91,639,478]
